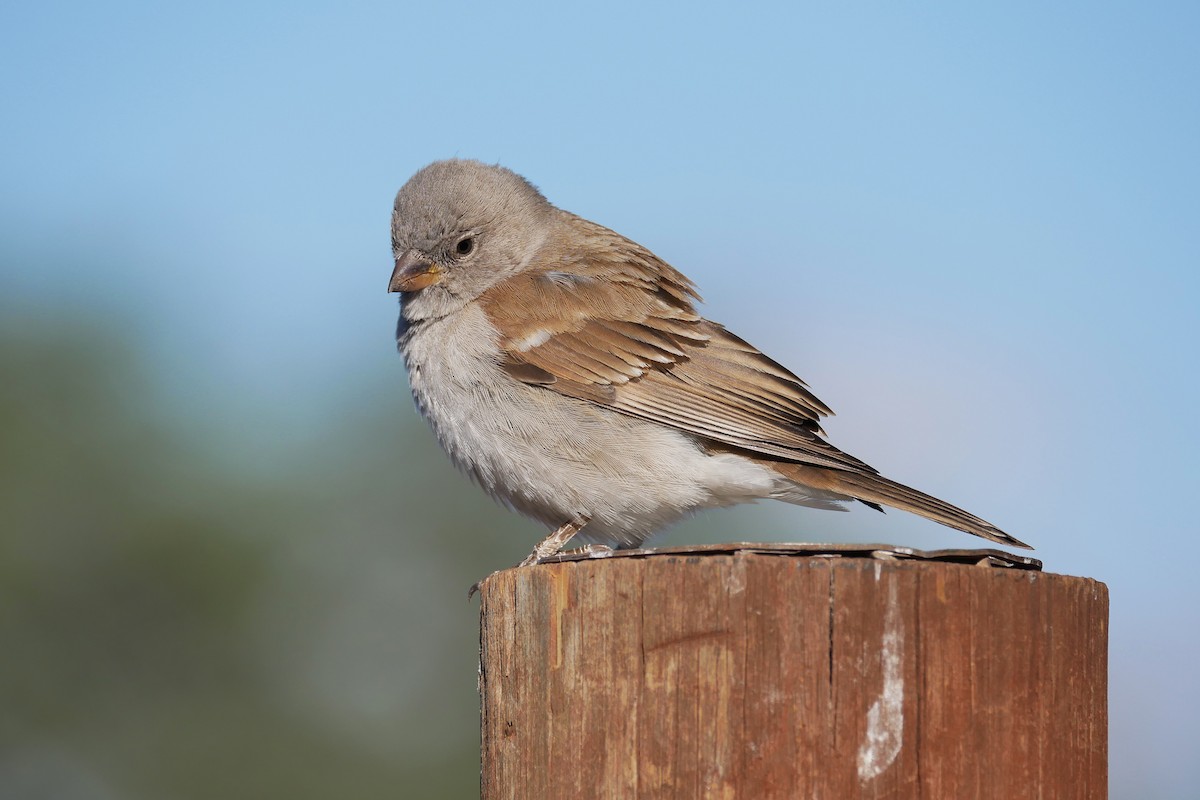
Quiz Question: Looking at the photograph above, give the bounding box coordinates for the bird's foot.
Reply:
[469,514,592,600]
[565,543,614,559]
[517,513,591,567]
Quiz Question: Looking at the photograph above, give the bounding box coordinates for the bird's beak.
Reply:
[388,251,443,293]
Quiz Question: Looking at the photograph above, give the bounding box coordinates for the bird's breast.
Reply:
[397,305,566,494]
[394,304,783,543]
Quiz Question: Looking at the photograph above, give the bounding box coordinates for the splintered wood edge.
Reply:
[541,542,1043,571]
[471,543,1044,598]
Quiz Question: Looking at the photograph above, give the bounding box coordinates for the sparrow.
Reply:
[389,159,1030,564]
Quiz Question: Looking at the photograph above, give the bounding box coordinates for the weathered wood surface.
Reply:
[478,550,1107,799]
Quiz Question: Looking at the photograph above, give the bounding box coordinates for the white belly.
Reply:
[398,304,807,547]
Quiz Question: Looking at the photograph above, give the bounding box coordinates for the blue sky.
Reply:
[3,2,1198,795]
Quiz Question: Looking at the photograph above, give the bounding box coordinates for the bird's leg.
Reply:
[469,513,593,599]
[518,513,591,567]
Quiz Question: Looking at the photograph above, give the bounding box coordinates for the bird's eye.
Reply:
[455,236,475,256]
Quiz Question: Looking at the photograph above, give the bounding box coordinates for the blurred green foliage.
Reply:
[0,311,532,799]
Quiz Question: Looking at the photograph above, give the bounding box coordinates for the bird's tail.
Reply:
[773,463,1032,549]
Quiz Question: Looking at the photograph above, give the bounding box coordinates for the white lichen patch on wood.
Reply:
[857,580,905,782]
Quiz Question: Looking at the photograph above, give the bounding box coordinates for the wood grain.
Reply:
[479,553,1107,799]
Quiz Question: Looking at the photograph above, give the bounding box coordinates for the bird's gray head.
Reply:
[389,159,554,319]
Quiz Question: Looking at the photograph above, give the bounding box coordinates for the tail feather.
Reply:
[773,463,1031,550]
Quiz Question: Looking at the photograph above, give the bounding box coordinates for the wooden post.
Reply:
[478,544,1107,799]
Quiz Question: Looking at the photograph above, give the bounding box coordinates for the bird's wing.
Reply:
[478,217,875,473]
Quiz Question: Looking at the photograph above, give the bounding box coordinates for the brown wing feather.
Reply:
[771,463,1031,548]
[480,214,862,471]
